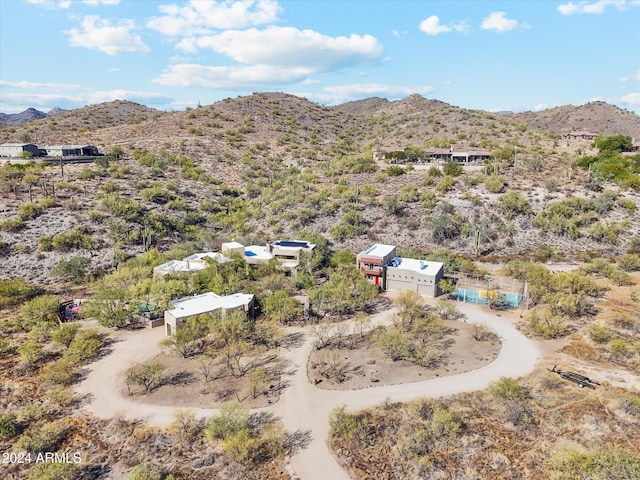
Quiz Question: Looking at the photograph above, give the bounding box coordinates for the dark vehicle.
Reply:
[550,365,601,389]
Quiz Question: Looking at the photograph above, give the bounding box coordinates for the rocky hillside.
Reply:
[1,93,639,284]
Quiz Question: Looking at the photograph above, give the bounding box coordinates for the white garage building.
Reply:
[385,257,444,297]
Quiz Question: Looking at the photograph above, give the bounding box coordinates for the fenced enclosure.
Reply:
[448,272,526,308]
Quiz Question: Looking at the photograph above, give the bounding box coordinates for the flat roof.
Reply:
[245,245,274,260]
[360,244,396,258]
[272,240,316,249]
[387,257,444,276]
[222,241,244,249]
[167,292,254,318]
[153,260,207,274]
[183,252,231,263]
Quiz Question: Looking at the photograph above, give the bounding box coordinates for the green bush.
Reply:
[205,402,250,440]
[498,190,532,218]
[20,295,60,328]
[0,217,25,232]
[385,165,405,176]
[52,226,97,251]
[51,257,91,282]
[442,161,463,176]
[128,464,162,480]
[18,201,43,220]
[27,463,77,480]
[0,412,17,440]
[587,324,611,344]
[16,421,66,453]
[488,377,528,402]
[64,329,102,366]
[484,175,507,193]
[0,278,41,307]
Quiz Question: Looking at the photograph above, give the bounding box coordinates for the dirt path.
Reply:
[75,303,541,480]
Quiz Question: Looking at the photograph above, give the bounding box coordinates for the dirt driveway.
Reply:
[76,303,541,480]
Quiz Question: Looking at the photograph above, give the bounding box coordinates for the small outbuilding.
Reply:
[164,292,255,336]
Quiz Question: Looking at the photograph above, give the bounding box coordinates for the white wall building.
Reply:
[385,257,444,297]
[0,143,41,158]
[153,252,232,276]
[164,291,254,336]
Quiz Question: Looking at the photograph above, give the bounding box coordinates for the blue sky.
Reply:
[1,0,639,114]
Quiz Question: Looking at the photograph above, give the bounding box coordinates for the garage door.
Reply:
[417,284,435,297]
[386,279,416,293]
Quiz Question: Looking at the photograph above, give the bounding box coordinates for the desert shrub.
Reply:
[587,324,612,344]
[609,338,633,359]
[17,201,43,220]
[399,184,419,202]
[0,412,17,440]
[588,221,624,245]
[533,197,598,239]
[498,190,532,218]
[617,254,640,272]
[527,309,570,338]
[619,392,640,418]
[488,377,528,402]
[547,445,640,480]
[0,217,25,231]
[0,279,41,307]
[0,337,14,357]
[427,165,443,177]
[385,165,405,176]
[51,256,91,282]
[39,358,77,386]
[125,360,166,394]
[169,410,202,442]
[205,402,250,440]
[16,421,66,453]
[128,464,162,480]
[329,405,372,446]
[484,175,507,193]
[27,463,77,480]
[52,226,97,251]
[442,160,463,176]
[20,295,59,329]
[63,329,102,365]
[435,175,454,193]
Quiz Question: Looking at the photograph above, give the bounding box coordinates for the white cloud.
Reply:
[65,15,150,55]
[620,70,640,81]
[178,26,382,72]
[481,11,527,32]
[25,0,119,7]
[419,16,469,36]
[0,80,80,90]
[82,0,120,5]
[24,0,71,8]
[558,1,631,15]
[308,83,436,105]
[153,64,313,89]
[147,0,280,36]
[533,103,557,111]
[620,92,640,105]
[1,89,172,112]
[419,16,451,35]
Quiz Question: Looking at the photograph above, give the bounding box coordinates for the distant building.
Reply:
[385,257,444,297]
[356,244,397,288]
[43,145,101,157]
[153,252,232,276]
[164,292,254,336]
[0,143,41,158]
[563,131,598,141]
[450,149,492,163]
[222,240,316,274]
